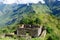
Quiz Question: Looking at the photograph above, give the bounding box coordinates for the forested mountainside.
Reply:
[0,0,60,40]
[45,0,60,30]
[0,4,28,26]
[0,0,60,26]
[45,0,60,17]
[0,3,51,26]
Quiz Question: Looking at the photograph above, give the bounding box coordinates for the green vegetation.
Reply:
[0,4,60,40]
[0,37,17,40]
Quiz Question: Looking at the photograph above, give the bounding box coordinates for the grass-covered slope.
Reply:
[19,4,60,40]
[0,3,60,40]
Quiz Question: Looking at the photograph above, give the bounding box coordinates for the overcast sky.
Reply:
[0,0,45,4]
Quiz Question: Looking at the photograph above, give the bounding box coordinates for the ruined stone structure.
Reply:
[16,24,44,38]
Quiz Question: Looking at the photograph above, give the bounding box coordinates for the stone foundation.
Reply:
[16,24,44,38]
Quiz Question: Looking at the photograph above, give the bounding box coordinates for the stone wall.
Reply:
[17,28,42,37]
[16,25,43,37]
[29,28,38,37]
[38,26,42,36]
[17,28,26,36]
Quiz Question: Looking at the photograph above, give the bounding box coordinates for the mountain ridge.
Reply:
[0,0,60,26]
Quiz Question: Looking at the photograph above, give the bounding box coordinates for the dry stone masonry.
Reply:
[16,24,46,38]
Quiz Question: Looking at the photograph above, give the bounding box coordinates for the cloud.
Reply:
[3,0,17,4]
[1,0,45,4]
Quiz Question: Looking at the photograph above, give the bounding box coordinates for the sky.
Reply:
[0,0,45,4]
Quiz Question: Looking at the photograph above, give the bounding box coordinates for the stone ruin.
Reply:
[16,24,45,38]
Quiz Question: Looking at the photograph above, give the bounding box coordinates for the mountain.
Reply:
[0,3,25,26]
[0,1,60,40]
[0,3,36,26]
[0,0,60,26]
[0,2,50,27]
[44,0,60,18]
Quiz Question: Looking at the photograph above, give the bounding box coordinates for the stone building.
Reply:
[16,24,44,38]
